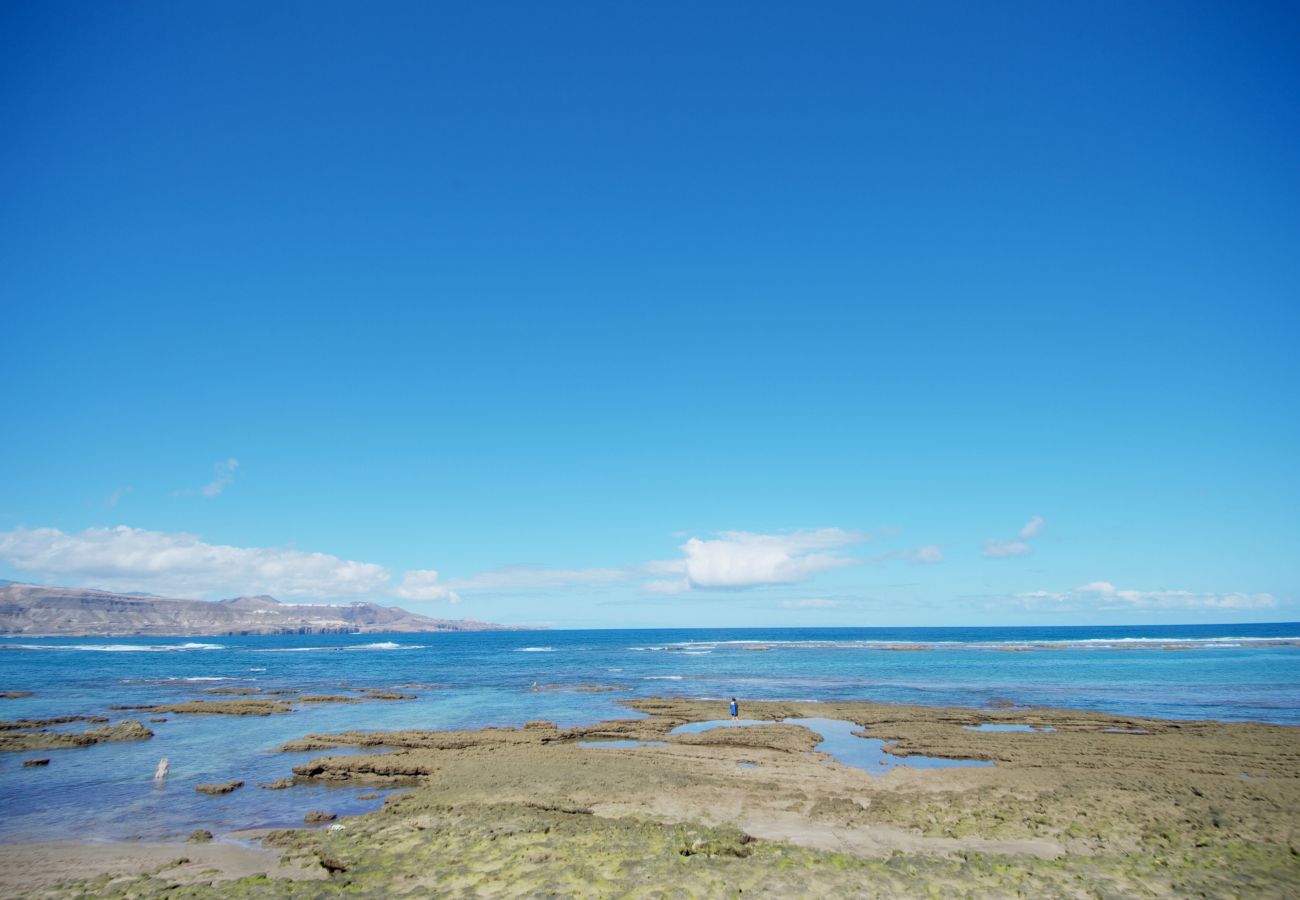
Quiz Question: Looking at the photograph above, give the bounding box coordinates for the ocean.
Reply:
[2,623,1297,843]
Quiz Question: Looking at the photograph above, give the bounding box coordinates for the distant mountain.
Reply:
[0,583,528,636]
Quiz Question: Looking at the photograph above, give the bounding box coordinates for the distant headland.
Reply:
[0,582,529,636]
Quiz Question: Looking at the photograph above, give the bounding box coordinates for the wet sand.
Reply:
[0,839,327,893]
[5,697,1299,897]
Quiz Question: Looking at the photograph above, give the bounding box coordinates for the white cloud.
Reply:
[175,458,239,498]
[1018,581,1277,611]
[678,528,863,589]
[983,516,1045,558]
[871,544,944,565]
[392,569,460,604]
[1018,516,1045,539]
[982,539,1033,558]
[0,525,390,599]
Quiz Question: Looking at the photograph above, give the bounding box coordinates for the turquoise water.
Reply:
[1,623,1296,841]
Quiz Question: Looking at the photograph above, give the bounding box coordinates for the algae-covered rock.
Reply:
[195,780,244,795]
[50,696,1300,898]
[187,829,214,843]
[0,719,152,752]
[0,715,109,731]
[304,810,337,825]
[117,699,293,716]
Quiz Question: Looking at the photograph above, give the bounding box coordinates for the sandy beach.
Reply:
[4,697,1298,897]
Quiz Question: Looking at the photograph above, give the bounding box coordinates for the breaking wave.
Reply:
[3,642,225,652]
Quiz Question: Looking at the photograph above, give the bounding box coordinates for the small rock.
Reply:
[195,780,244,795]
[22,758,50,767]
[187,830,213,843]
[150,717,168,723]
[259,777,295,790]
[304,810,337,825]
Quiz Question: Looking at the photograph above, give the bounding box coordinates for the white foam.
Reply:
[6,642,225,652]
[251,643,426,653]
[514,647,555,652]
[633,635,1300,652]
[644,675,684,680]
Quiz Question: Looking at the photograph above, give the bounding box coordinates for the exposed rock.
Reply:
[0,691,33,698]
[195,780,244,795]
[0,715,109,731]
[121,699,294,717]
[356,690,417,700]
[259,778,295,790]
[186,830,213,843]
[22,757,50,767]
[304,810,337,825]
[0,719,153,752]
[296,695,361,704]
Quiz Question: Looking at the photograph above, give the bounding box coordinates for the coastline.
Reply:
[5,697,1298,897]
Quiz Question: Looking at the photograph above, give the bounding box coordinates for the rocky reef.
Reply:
[21,698,1300,897]
[0,719,152,752]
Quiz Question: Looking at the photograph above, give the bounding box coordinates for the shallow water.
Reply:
[670,717,994,775]
[1,623,1296,841]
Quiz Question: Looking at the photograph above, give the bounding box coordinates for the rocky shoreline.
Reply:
[2,697,1298,896]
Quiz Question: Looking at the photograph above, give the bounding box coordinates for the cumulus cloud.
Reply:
[677,528,863,589]
[983,516,1044,558]
[1018,581,1277,611]
[174,458,239,498]
[0,525,389,599]
[392,569,461,604]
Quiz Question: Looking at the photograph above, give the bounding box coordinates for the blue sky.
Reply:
[1,1,1296,628]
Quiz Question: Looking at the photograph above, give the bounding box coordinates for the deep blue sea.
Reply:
[2,623,1298,843]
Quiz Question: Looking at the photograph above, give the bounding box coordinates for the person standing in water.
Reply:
[729,697,739,720]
